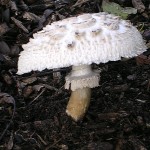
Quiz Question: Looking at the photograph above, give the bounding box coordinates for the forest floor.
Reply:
[0,0,150,149]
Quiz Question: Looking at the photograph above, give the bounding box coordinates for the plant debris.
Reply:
[0,0,150,149]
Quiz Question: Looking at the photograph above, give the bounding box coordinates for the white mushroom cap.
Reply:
[17,12,147,75]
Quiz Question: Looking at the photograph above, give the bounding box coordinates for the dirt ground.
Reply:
[0,0,150,149]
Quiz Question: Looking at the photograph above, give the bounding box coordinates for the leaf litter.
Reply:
[0,0,150,149]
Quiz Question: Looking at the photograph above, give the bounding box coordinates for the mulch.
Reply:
[0,0,150,149]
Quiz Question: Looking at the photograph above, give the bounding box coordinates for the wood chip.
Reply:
[0,23,10,35]
[23,12,40,22]
[132,0,145,13]
[136,54,150,65]
[72,0,90,7]
[11,17,29,33]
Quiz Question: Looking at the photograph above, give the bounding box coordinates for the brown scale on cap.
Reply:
[73,18,96,29]
[91,29,102,36]
[109,23,119,30]
[67,41,76,49]
[75,31,86,39]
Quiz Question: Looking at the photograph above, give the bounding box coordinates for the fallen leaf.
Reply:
[102,0,137,19]
[123,7,137,14]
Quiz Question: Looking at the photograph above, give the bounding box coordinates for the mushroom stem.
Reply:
[65,65,100,121]
[66,87,91,121]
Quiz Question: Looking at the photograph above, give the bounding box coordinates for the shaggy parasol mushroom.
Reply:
[17,12,147,121]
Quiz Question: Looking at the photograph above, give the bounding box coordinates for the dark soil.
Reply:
[0,0,150,149]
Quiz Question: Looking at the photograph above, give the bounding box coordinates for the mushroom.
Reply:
[17,12,147,121]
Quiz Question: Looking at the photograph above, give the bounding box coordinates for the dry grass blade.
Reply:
[27,88,46,106]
